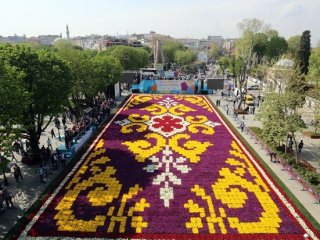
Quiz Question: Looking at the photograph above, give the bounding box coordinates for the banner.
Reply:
[141,80,195,94]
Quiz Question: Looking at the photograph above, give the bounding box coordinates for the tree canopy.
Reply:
[298,30,311,75]
[101,45,149,70]
[163,40,184,65]
[0,44,72,162]
[174,49,197,66]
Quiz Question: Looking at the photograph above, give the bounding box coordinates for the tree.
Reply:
[253,33,268,64]
[0,44,72,163]
[298,30,311,75]
[308,47,320,87]
[163,40,184,66]
[0,61,28,183]
[257,69,307,163]
[266,36,288,61]
[256,93,288,144]
[250,64,268,93]
[287,35,301,60]
[174,49,197,66]
[92,54,123,98]
[103,45,149,70]
[208,43,220,61]
[217,56,230,77]
[235,18,269,108]
[56,46,98,117]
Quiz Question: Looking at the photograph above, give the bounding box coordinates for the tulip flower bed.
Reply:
[18,94,319,239]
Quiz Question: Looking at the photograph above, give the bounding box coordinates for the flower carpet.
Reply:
[18,94,319,239]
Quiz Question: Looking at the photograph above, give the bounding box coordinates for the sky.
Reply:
[1,0,319,45]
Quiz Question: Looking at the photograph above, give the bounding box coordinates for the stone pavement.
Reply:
[0,116,74,238]
[208,93,320,225]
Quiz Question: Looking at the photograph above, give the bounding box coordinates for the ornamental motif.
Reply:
[19,94,318,239]
[184,141,281,234]
[147,112,190,138]
[144,145,191,207]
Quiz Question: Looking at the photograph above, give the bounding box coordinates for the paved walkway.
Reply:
[0,93,319,238]
[208,93,320,225]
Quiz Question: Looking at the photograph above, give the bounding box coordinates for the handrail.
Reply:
[245,127,320,203]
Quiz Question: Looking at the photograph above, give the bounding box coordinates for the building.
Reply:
[223,38,237,56]
[208,35,223,46]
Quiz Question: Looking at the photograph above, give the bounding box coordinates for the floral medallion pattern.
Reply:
[19,94,319,239]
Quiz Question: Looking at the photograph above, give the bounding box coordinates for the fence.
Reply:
[245,127,320,204]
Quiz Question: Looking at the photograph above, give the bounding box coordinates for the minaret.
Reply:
[66,24,70,40]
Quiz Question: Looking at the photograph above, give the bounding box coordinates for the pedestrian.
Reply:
[38,166,45,183]
[47,137,52,150]
[62,114,66,126]
[273,152,277,162]
[240,121,245,132]
[51,128,56,139]
[269,151,274,162]
[0,185,14,208]
[252,106,256,114]
[226,106,229,115]
[58,129,61,141]
[14,164,23,181]
[298,140,304,153]
[13,166,19,182]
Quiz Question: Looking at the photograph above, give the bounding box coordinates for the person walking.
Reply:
[298,140,304,153]
[0,185,14,208]
[14,164,23,181]
[47,137,53,150]
[240,121,245,132]
[51,128,56,139]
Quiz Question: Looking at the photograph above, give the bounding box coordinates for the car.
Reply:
[247,85,260,90]
[245,94,255,106]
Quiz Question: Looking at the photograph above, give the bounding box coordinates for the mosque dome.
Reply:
[52,37,63,45]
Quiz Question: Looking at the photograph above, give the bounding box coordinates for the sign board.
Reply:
[207,78,224,90]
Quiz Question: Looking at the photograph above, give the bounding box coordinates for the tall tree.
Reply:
[266,35,288,61]
[163,40,184,66]
[0,44,71,163]
[92,54,123,98]
[253,33,268,64]
[56,46,98,117]
[257,69,307,163]
[217,56,230,77]
[0,61,28,183]
[298,30,311,75]
[308,47,320,87]
[174,49,197,66]
[102,45,149,70]
[208,43,220,61]
[235,18,269,107]
[287,35,301,60]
